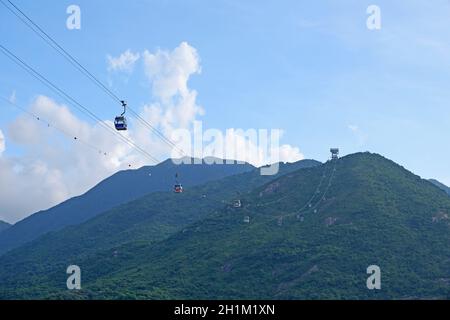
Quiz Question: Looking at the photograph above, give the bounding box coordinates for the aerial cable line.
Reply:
[290,159,338,218]
[127,108,185,156]
[294,163,332,213]
[245,160,338,223]
[254,163,329,208]
[0,0,120,103]
[2,0,185,156]
[0,45,159,163]
[0,44,159,164]
[301,160,338,214]
[244,160,339,226]
[255,187,299,207]
[1,96,109,157]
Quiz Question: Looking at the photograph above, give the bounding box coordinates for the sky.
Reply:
[1,0,450,223]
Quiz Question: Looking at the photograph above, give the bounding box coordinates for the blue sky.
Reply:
[1,0,450,221]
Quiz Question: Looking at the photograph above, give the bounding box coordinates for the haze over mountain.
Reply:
[0,158,256,256]
[0,153,448,299]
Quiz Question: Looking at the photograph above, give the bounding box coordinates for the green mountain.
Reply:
[0,221,11,234]
[1,153,449,299]
[429,179,450,196]
[68,153,450,299]
[0,159,320,299]
[0,158,255,256]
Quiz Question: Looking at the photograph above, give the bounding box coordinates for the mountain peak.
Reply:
[1,152,449,299]
[44,151,447,300]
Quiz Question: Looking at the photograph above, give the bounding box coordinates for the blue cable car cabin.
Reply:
[114,115,127,131]
[115,100,128,131]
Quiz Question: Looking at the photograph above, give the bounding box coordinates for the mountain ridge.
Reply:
[0,158,256,256]
[429,179,450,196]
[83,153,450,299]
[1,152,449,299]
[0,159,322,299]
[77,152,448,299]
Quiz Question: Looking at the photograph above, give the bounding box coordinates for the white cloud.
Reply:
[143,42,201,102]
[173,126,304,167]
[107,49,140,73]
[223,130,304,166]
[277,144,304,163]
[0,129,5,155]
[0,42,304,223]
[0,95,148,223]
[140,42,302,166]
[8,112,44,146]
[140,42,204,139]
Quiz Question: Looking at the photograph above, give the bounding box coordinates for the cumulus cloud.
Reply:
[139,42,302,166]
[220,129,304,166]
[0,95,146,223]
[173,126,304,167]
[1,42,304,223]
[143,42,201,101]
[277,144,304,163]
[107,49,140,73]
[141,42,204,134]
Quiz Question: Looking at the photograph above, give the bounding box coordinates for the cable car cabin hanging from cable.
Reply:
[174,172,183,193]
[174,183,183,193]
[114,116,127,130]
[114,100,127,131]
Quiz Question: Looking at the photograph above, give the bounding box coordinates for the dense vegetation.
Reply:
[0,158,255,255]
[0,160,320,299]
[1,153,449,299]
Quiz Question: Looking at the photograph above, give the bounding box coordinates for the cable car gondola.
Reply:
[174,183,183,193]
[233,191,242,208]
[174,173,183,193]
[114,100,127,131]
